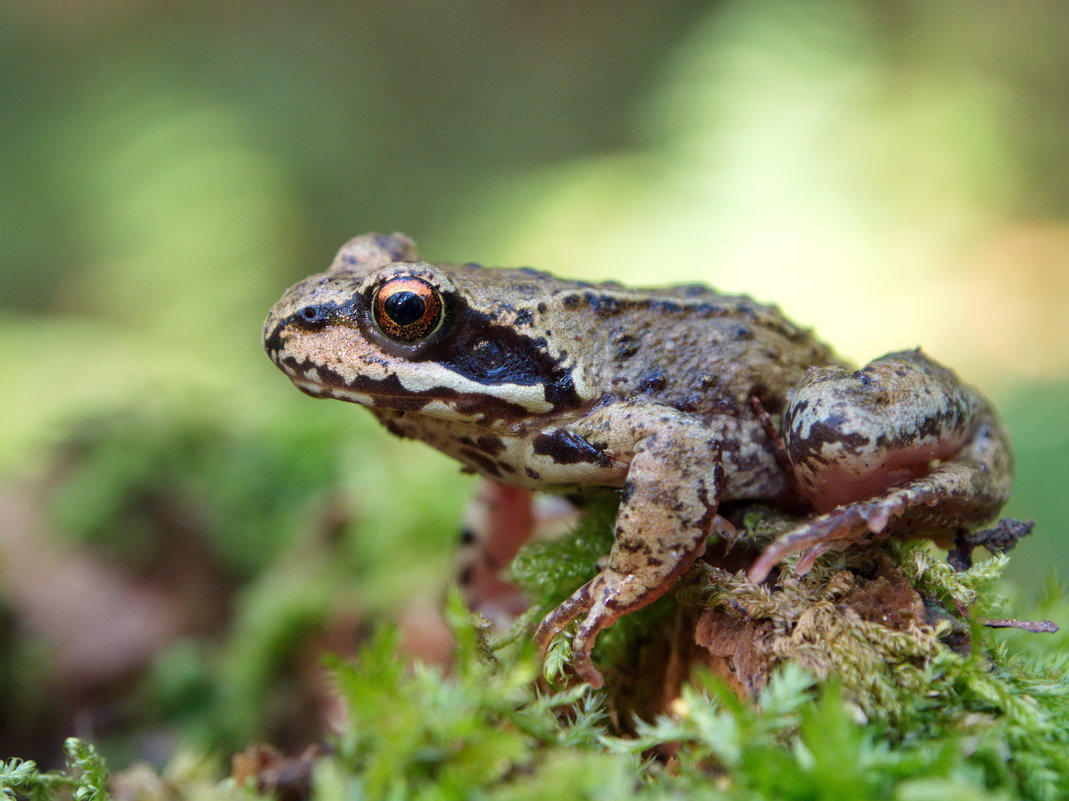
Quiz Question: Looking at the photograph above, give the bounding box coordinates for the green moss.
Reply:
[5,466,1069,800]
[507,493,618,608]
[6,567,1068,801]
[310,568,1069,800]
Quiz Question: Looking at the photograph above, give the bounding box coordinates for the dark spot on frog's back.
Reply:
[518,266,550,278]
[676,392,704,412]
[612,332,638,360]
[638,367,668,392]
[533,430,614,468]
[584,292,623,314]
[731,324,753,341]
[649,299,683,314]
[735,302,758,321]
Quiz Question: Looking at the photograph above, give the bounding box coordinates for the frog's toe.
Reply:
[544,590,617,689]
[569,627,606,688]
[534,581,593,657]
[532,598,609,688]
[795,536,873,573]
[748,504,876,583]
[533,571,642,689]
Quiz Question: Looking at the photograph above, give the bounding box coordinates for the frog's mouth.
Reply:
[282,356,558,425]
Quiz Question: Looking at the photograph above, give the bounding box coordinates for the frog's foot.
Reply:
[946,518,1035,571]
[748,456,1009,583]
[533,580,595,682]
[534,562,698,688]
[748,493,905,582]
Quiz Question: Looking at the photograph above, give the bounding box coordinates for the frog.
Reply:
[263,232,1013,688]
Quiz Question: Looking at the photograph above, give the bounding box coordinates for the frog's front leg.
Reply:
[533,403,724,688]
[750,349,1013,582]
[456,481,537,627]
[456,481,581,626]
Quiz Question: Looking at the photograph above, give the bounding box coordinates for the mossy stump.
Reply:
[513,500,1020,729]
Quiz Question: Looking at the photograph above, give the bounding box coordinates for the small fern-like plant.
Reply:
[0,739,109,801]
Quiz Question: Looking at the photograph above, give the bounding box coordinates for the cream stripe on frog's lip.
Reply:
[291,371,556,418]
[273,332,560,413]
[296,380,510,423]
[295,381,376,406]
[295,366,555,412]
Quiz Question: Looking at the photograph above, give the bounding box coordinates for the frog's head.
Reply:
[263,233,580,425]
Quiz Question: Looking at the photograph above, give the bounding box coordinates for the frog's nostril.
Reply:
[297,305,328,326]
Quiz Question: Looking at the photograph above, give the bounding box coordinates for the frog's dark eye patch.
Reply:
[372,277,445,343]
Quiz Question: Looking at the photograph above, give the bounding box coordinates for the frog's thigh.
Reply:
[535,404,725,686]
[782,349,988,510]
[751,351,1012,582]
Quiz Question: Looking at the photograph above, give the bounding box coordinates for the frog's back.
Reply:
[479,270,842,418]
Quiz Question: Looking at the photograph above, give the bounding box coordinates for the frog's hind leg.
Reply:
[748,453,1005,582]
[749,350,1013,583]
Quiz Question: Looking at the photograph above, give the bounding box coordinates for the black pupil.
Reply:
[383,291,426,326]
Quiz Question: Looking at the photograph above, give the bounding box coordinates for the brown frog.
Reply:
[263,233,1013,687]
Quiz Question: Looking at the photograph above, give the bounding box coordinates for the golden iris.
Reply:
[372,277,444,342]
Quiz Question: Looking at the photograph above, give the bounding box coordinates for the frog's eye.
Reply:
[372,277,445,343]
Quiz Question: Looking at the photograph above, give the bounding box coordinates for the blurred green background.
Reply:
[1,0,1067,768]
